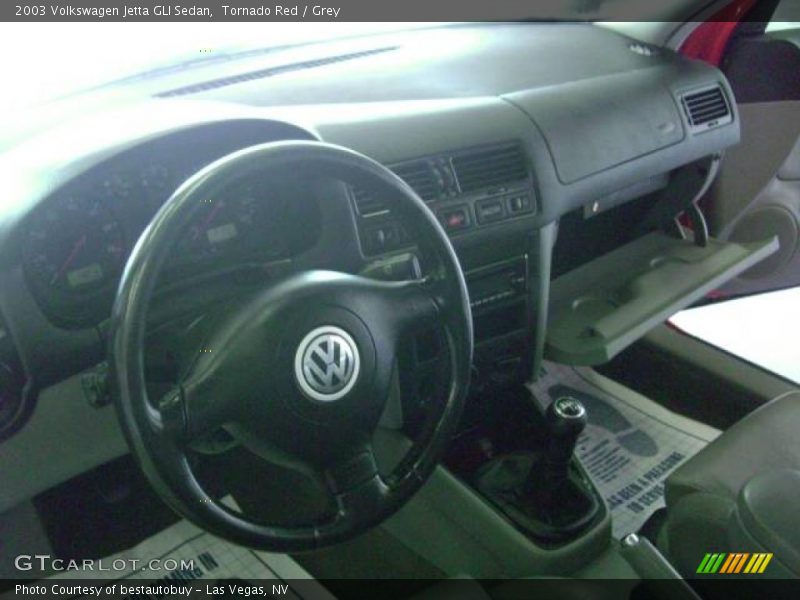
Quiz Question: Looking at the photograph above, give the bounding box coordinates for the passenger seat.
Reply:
[661,390,800,577]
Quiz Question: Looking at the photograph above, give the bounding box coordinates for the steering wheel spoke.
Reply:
[367,276,445,346]
[322,443,392,528]
[156,383,236,442]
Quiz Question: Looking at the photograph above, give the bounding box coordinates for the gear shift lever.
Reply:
[532,396,588,490]
[475,394,600,542]
[520,395,598,537]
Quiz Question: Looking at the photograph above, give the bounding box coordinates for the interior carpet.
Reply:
[528,362,720,539]
[33,455,181,561]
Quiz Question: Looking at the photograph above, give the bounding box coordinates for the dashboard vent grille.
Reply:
[681,85,732,131]
[352,160,438,216]
[391,161,439,202]
[352,186,389,217]
[155,46,398,98]
[352,141,528,218]
[452,143,528,193]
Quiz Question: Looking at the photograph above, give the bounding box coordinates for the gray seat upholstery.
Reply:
[666,390,800,507]
[663,390,800,577]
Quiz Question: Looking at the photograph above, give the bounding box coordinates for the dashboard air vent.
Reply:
[680,85,732,131]
[155,46,398,98]
[391,161,439,202]
[352,141,528,218]
[352,186,389,217]
[352,160,438,216]
[452,143,528,193]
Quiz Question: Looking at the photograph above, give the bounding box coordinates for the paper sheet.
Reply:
[39,499,334,600]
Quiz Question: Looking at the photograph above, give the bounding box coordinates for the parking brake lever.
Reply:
[621,533,701,600]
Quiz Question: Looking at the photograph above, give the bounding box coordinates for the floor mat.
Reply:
[34,454,181,562]
[37,499,335,600]
[528,362,720,539]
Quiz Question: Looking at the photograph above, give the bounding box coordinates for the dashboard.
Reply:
[0,22,745,509]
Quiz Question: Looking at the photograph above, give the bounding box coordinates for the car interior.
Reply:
[1,3,800,599]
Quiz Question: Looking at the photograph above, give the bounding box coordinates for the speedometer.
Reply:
[24,194,126,295]
[178,194,257,258]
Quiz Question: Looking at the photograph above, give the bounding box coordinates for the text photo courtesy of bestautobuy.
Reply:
[18,4,343,18]
[15,584,291,597]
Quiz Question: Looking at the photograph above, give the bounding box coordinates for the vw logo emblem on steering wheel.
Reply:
[294,326,360,402]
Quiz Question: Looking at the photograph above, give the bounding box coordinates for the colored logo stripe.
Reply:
[719,553,735,573]
[697,553,773,574]
[744,554,760,573]
[697,553,726,573]
[720,553,749,573]
[735,553,749,573]
[756,553,772,573]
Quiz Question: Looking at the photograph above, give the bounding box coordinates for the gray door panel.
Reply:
[710,100,800,295]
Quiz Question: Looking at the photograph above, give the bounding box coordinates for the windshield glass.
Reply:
[0,22,445,110]
[0,0,712,110]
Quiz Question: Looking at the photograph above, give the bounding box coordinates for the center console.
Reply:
[354,177,609,549]
[347,107,771,564]
[466,256,531,387]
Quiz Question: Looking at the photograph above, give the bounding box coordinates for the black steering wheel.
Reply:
[109,141,473,551]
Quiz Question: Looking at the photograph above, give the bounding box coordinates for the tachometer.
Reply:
[140,163,173,212]
[24,194,126,295]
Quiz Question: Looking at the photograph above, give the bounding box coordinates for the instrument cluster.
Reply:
[21,133,320,328]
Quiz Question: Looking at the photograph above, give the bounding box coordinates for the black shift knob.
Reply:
[516,395,599,538]
[544,396,587,468]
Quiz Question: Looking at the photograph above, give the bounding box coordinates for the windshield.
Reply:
[0,22,445,110]
[0,0,715,111]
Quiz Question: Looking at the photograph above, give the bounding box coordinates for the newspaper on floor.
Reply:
[529,362,719,539]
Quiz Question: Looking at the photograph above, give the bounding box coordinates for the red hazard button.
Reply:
[438,206,471,232]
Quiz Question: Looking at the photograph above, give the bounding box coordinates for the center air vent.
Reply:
[353,159,452,216]
[452,143,528,193]
[680,85,732,132]
[352,141,530,218]
[391,160,440,202]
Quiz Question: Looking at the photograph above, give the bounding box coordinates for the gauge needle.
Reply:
[51,234,87,285]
